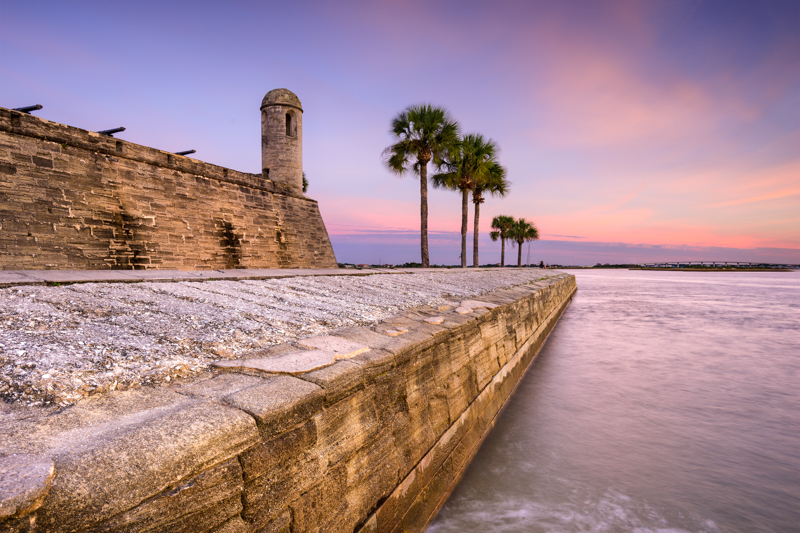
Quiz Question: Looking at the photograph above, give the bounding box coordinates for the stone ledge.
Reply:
[0,389,260,532]
[0,273,576,533]
[379,274,577,531]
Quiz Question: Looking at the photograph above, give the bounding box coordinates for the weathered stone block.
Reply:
[242,453,323,529]
[221,375,324,440]
[87,458,244,533]
[299,360,368,405]
[251,511,291,533]
[175,373,266,400]
[296,336,369,359]
[312,388,381,468]
[1,389,260,533]
[0,454,54,522]
[355,514,378,533]
[212,350,337,375]
[401,457,455,532]
[288,465,347,532]
[390,408,435,478]
[210,516,250,533]
[345,438,403,513]
[239,419,317,482]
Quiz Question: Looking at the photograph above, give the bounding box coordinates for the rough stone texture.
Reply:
[210,517,250,533]
[212,350,337,375]
[0,389,259,533]
[459,300,497,309]
[296,336,370,359]
[0,106,336,270]
[261,89,303,192]
[0,273,576,533]
[218,376,324,440]
[0,269,560,407]
[0,454,54,520]
[85,458,244,533]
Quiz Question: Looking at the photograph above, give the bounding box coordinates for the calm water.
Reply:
[429,270,800,533]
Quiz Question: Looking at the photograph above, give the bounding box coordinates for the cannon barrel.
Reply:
[97,127,125,137]
[12,104,43,114]
[174,150,196,156]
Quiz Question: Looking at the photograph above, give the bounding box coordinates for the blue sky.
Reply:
[2,0,798,265]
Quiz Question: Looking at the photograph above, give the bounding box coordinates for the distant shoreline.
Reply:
[628,268,795,272]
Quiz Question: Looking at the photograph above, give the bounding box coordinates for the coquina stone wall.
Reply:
[0,107,337,270]
[0,274,576,533]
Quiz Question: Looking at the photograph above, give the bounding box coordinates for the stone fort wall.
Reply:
[0,106,337,270]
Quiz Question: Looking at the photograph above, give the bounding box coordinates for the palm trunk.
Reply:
[517,241,522,267]
[472,201,480,267]
[500,237,505,267]
[420,162,429,268]
[460,188,468,268]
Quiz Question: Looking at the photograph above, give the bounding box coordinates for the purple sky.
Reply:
[2,0,798,265]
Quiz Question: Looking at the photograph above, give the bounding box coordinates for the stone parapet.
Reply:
[0,107,336,270]
[0,273,577,532]
[0,108,286,196]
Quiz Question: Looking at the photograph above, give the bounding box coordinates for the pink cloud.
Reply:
[706,162,800,208]
[525,45,756,150]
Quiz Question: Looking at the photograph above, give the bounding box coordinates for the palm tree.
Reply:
[383,105,459,268]
[489,215,514,267]
[432,134,499,268]
[509,218,540,267]
[472,163,508,267]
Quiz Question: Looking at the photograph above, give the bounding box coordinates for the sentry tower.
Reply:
[261,88,303,192]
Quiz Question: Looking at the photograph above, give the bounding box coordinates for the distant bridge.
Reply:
[637,261,799,269]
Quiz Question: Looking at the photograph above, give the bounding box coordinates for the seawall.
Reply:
[0,107,337,270]
[0,272,577,532]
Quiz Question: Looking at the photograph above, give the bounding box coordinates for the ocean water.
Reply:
[429,269,800,533]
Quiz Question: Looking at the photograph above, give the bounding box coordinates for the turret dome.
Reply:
[261,89,303,111]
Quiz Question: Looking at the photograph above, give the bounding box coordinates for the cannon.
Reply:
[97,127,126,137]
[12,104,43,114]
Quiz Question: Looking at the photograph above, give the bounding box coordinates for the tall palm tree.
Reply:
[472,163,508,267]
[383,105,459,268]
[432,134,499,268]
[509,218,540,267]
[489,215,514,267]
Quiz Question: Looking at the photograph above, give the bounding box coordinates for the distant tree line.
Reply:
[383,104,540,268]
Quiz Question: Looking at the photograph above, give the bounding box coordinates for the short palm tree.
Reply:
[489,215,514,267]
[433,134,500,268]
[383,105,459,268]
[472,163,508,267]
[509,218,540,267]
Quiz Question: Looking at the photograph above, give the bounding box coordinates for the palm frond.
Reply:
[383,104,460,177]
[509,218,540,246]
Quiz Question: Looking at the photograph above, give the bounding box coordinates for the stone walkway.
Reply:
[0,267,396,288]
[0,268,558,407]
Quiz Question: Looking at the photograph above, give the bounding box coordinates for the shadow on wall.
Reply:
[216,219,242,269]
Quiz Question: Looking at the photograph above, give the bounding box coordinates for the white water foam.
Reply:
[429,487,721,533]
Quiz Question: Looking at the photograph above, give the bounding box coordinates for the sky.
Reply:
[1,0,798,266]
